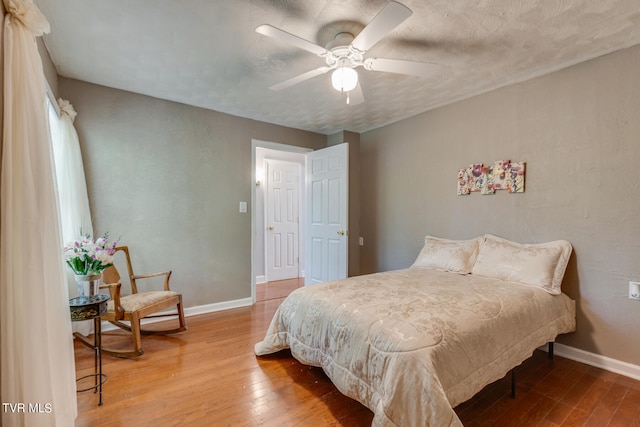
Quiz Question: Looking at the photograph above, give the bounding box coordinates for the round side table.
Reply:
[69,294,109,405]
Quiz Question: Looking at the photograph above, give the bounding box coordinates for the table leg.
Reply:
[94,317,103,406]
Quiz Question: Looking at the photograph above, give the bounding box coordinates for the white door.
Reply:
[265,160,300,281]
[305,143,348,285]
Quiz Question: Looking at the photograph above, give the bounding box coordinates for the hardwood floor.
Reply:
[74,290,640,426]
[456,352,640,427]
[256,278,302,302]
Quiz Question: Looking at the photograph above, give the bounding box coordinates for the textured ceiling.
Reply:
[35,0,640,135]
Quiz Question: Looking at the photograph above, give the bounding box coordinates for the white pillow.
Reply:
[471,234,573,294]
[411,236,481,274]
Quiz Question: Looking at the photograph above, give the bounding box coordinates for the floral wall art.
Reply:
[457,160,525,195]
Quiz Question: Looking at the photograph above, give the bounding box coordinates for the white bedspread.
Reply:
[255,268,575,426]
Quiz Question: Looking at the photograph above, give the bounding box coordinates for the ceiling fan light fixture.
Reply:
[331,67,358,92]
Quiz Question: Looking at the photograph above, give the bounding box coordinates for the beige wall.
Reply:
[59,78,327,307]
[359,44,640,365]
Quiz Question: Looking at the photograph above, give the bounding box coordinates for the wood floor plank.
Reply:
[74,286,640,426]
[545,400,575,425]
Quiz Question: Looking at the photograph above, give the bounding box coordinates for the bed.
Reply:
[255,234,576,426]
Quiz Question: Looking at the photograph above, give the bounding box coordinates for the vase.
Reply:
[74,274,102,300]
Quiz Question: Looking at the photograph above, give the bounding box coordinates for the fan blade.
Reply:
[255,24,328,56]
[365,58,441,77]
[347,81,364,105]
[270,66,330,91]
[351,1,412,52]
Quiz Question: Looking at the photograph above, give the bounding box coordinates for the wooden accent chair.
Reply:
[75,246,187,357]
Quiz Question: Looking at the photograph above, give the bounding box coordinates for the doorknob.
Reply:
[337,230,345,236]
[268,226,274,231]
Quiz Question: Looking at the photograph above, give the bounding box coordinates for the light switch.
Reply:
[630,281,640,300]
[239,201,247,213]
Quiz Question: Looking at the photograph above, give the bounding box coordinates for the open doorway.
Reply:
[256,277,304,302]
[252,140,311,302]
[251,140,350,303]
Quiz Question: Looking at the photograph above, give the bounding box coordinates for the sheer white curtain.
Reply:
[50,98,93,241]
[49,97,94,335]
[0,1,77,426]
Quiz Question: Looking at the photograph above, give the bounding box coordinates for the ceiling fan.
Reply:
[255,0,440,105]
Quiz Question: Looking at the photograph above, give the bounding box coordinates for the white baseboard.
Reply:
[556,343,640,381]
[542,343,640,381]
[183,297,253,317]
[101,297,253,333]
[256,275,267,284]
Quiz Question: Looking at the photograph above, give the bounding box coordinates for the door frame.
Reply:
[251,140,312,303]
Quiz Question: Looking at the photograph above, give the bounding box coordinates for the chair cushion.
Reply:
[107,291,180,313]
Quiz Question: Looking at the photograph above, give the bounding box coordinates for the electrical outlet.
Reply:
[359,237,364,246]
[629,281,640,301]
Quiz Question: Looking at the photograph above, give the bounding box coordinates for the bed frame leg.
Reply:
[510,369,516,398]
[510,343,553,399]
